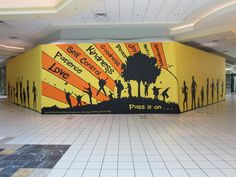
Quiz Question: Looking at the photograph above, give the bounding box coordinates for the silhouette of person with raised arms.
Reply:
[191,76,197,109]
[96,77,108,96]
[201,86,204,107]
[162,87,170,102]
[216,78,219,102]
[108,91,113,100]
[115,80,124,99]
[23,88,26,107]
[75,94,84,107]
[206,78,209,105]
[64,89,73,108]
[32,81,37,109]
[19,77,23,105]
[211,78,215,104]
[84,83,93,104]
[127,82,132,98]
[26,80,30,108]
[182,81,188,111]
[144,82,149,97]
[152,86,161,101]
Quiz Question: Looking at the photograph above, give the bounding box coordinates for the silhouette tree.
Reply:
[122,52,161,98]
[144,82,149,97]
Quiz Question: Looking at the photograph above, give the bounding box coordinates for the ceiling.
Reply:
[1,0,236,70]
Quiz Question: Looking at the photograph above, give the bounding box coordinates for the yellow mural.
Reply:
[175,43,225,112]
[6,46,42,112]
[6,42,225,114]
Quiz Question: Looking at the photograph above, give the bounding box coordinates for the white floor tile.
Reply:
[64,169,83,177]
[118,170,135,177]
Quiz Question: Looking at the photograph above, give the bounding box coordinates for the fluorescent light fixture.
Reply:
[0,43,25,50]
[171,0,236,32]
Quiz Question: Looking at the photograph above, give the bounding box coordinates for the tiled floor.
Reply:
[0,94,236,177]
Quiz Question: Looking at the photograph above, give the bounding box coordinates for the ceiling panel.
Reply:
[80,9,96,23]
[119,0,135,22]
[156,0,181,21]
[180,0,212,21]
[104,0,119,22]
[131,0,149,21]
[143,0,165,21]
[168,0,194,21]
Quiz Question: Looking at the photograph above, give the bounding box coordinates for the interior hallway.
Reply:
[0,95,236,177]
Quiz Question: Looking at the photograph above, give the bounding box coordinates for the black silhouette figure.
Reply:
[221,81,224,98]
[206,78,209,105]
[127,82,132,98]
[8,81,10,99]
[26,80,30,108]
[84,83,93,104]
[216,78,219,102]
[152,86,161,100]
[191,76,197,109]
[96,77,108,96]
[15,80,19,104]
[64,89,73,108]
[115,80,124,99]
[144,82,149,97]
[162,87,170,102]
[211,79,215,104]
[108,91,113,100]
[182,81,188,111]
[13,87,16,103]
[122,52,161,98]
[32,81,37,109]
[23,88,26,107]
[75,94,84,107]
[201,86,204,107]
[10,86,13,102]
[19,77,23,105]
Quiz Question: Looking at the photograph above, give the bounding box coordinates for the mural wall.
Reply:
[175,43,226,112]
[41,43,179,113]
[6,42,225,114]
[6,46,41,112]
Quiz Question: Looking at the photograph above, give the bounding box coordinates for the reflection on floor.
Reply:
[0,142,70,177]
[0,95,236,177]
